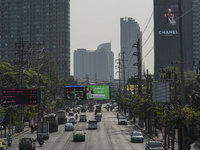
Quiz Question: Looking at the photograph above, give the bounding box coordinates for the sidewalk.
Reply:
[0,125,30,143]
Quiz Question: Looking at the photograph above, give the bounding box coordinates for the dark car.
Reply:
[145,141,165,150]
[18,138,36,150]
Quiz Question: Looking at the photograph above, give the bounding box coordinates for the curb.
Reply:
[12,128,30,138]
[119,112,156,140]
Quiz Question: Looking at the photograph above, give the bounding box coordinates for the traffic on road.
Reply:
[6,104,157,150]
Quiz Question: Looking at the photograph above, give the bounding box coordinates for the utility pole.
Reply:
[14,37,32,132]
[133,38,142,96]
[85,74,89,85]
[115,57,121,98]
[122,50,126,94]
[178,0,185,149]
[95,73,97,85]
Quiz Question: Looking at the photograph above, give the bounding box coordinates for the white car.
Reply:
[68,118,77,124]
[65,123,74,131]
[88,120,97,129]
[80,115,87,122]
[118,117,127,125]
[131,131,143,143]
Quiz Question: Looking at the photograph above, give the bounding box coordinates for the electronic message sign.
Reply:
[64,85,84,100]
[64,85,110,100]
[1,89,41,105]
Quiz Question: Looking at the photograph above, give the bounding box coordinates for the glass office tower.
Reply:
[0,0,70,78]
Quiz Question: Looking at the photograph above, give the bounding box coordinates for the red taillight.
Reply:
[18,144,20,146]
[31,144,32,146]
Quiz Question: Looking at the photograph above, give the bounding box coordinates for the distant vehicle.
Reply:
[56,110,67,124]
[69,118,77,124]
[96,105,101,111]
[72,108,77,113]
[88,104,94,112]
[131,131,143,143]
[69,112,74,116]
[96,113,102,118]
[95,109,101,115]
[118,117,127,125]
[80,115,87,122]
[43,113,58,132]
[95,114,102,121]
[65,123,74,131]
[18,138,36,150]
[81,108,86,112]
[88,120,97,129]
[145,141,165,150]
[37,122,50,140]
[73,130,86,141]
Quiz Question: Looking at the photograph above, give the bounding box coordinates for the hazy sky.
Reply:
[70,0,154,79]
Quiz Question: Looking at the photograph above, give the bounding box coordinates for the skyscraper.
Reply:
[120,17,142,82]
[0,0,70,78]
[74,42,114,83]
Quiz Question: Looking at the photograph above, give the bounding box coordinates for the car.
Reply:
[131,131,143,143]
[80,115,87,122]
[65,123,74,131]
[68,112,74,116]
[88,120,97,129]
[81,108,86,112]
[18,138,36,150]
[68,118,77,124]
[96,113,102,118]
[145,141,165,150]
[0,140,7,150]
[95,114,102,121]
[118,117,127,125]
[73,130,86,141]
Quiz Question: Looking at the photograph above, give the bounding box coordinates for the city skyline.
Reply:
[70,0,154,79]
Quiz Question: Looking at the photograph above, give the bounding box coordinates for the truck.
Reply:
[43,113,58,132]
[56,110,67,124]
[37,122,49,140]
[96,105,101,111]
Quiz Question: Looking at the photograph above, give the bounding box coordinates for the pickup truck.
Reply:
[18,138,36,150]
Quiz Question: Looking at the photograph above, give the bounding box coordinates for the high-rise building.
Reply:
[0,0,70,78]
[74,42,114,83]
[120,17,142,82]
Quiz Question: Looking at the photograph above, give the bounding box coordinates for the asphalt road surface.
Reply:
[7,107,152,150]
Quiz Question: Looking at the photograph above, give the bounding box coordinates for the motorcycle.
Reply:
[39,141,44,146]
[31,127,34,133]
[8,140,12,146]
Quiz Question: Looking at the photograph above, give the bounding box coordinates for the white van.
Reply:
[88,120,97,129]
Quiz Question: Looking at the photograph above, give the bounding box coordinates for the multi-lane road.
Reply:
[7,107,153,150]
